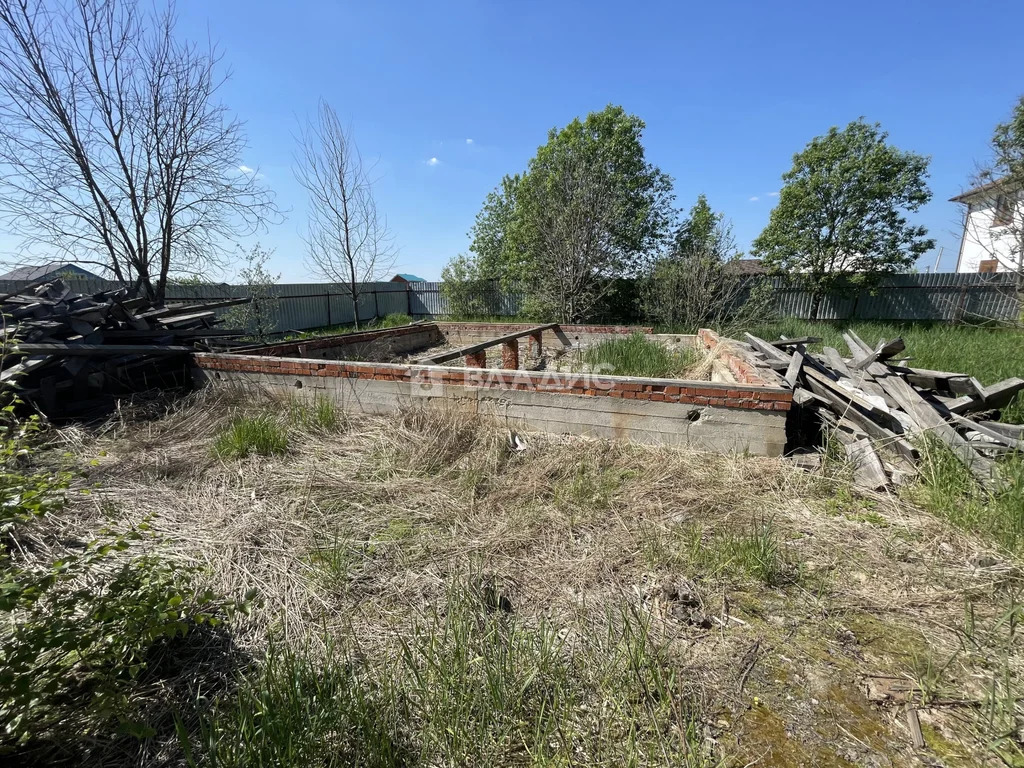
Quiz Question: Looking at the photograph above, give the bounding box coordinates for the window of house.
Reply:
[992,194,1013,227]
[978,259,999,274]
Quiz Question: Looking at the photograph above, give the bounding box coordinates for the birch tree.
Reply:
[0,0,278,301]
[295,101,396,329]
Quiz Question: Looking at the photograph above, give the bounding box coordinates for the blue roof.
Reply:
[394,273,426,282]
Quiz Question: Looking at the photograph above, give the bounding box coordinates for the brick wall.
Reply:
[193,353,791,412]
[697,328,779,388]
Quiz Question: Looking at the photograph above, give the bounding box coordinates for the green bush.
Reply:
[214,415,289,459]
[0,407,222,755]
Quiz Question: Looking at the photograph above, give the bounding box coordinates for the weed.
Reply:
[289,395,343,433]
[213,414,289,459]
[913,436,1024,552]
[583,332,695,378]
[183,640,405,768]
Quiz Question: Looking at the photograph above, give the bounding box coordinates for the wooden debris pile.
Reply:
[1,278,249,418]
[740,329,1024,492]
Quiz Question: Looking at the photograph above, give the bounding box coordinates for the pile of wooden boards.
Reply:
[739,330,1024,493]
[1,278,248,418]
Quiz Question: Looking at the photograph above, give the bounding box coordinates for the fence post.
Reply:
[326,292,332,327]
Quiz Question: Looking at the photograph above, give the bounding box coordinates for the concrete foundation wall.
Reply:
[193,352,790,456]
[436,322,655,351]
[241,323,443,362]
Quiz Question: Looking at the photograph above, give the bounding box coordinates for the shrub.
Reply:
[214,415,289,459]
[0,408,222,756]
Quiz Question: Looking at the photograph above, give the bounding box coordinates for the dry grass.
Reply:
[52,387,1024,766]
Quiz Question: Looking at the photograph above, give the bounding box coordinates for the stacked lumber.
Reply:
[1,278,248,418]
[740,330,1024,493]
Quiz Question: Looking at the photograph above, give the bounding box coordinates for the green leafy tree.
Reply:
[440,254,497,318]
[643,195,774,332]
[223,244,280,342]
[753,119,934,319]
[448,105,675,322]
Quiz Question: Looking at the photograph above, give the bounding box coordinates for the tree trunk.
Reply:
[809,292,822,321]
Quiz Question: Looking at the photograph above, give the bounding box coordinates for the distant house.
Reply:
[390,273,426,283]
[725,258,768,276]
[951,179,1022,274]
[0,262,106,282]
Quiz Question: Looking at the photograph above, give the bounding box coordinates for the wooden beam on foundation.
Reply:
[417,323,559,364]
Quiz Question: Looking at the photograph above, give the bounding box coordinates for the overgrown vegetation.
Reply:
[642,195,775,335]
[582,332,695,378]
[187,590,710,767]
[7,390,1024,766]
[0,406,226,762]
[214,414,289,458]
[914,437,1024,553]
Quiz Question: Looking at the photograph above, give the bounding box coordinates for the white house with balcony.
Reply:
[952,179,1023,273]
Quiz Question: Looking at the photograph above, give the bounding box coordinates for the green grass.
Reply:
[288,395,343,433]
[583,332,696,378]
[913,437,1024,553]
[213,415,289,459]
[744,319,1024,423]
[181,584,714,767]
[643,517,797,586]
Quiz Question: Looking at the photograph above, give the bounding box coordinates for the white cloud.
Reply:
[426,157,440,166]
[749,196,759,202]
[769,191,780,198]
[465,138,473,145]
[238,164,255,174]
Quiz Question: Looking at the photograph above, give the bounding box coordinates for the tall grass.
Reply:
[583,333,695,378]
[914,437,1024,553]
[213,415,289,459]
[181,583,714,767]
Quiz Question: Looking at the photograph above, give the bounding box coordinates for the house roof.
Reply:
[724,258,768,276]
[949,177,1019,203]
[392,273,426,282]
[0,262,105,281]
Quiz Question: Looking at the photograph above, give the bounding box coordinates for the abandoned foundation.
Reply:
[192,322,793,456]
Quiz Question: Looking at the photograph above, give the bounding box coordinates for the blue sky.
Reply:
[72,1,1024,280]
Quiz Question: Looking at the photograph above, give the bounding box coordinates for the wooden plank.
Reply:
[982,378,1024,410]
[804,377,918,461]
[784,351,805,387]
[868,373,1000,490]
[744,333,792,365]
[844,438,890,492]
[821,347,853,378]
[770,336,821,348]
[418,323,558,364]
[141,296,251,319]
[907,708,925,749]
[13,343,194,356]
[949,413,1024,450]
[976,421,1024,438]
[156,311,216,327]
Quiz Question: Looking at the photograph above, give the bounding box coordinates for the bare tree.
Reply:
[295,101,396,329]
[0,0,278,301]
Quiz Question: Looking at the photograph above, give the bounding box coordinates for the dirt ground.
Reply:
[57,388,1024,766]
